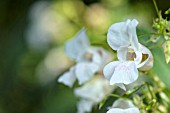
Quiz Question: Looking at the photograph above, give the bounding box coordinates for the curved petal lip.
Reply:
[137,44,153,70]
[109,61,138,85]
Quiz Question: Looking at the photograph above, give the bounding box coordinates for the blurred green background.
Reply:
[0,0,170,113]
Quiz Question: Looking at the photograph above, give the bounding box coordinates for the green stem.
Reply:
[125,83,146,97]
[106,93,122,98]
[148,40,166,49]
[145,82,155,99]
[138,33,158,38]
[152,0,160,18]
[99,93,122,109]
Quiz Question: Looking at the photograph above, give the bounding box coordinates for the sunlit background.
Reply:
[0,0,170,113]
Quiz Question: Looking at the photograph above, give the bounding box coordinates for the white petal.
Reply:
[112,98,135,108]
[107,99,140,113]
[74,76,113,103]
[107,108,140,113]
[103,61,120,81]
[107,20,131,50]
[134,50,142,65]
[128,19,139,51]
[58,66,76,87]
[110,61,138,85]
[117,46,128,61]
[77,99,94,113]
[137,44,153,70]
[75,63,99,85]
[65,28,90,61]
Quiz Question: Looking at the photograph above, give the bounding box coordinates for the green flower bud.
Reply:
[162,39,170,63]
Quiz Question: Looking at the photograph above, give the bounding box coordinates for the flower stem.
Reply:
[145,82,155,99]
[107,93,122,98]
[138,33,158,38]
[152,0,160,18]
[125,83,146,97]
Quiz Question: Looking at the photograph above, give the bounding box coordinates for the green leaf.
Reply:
[152,48,170,90]
[99,97,107,109]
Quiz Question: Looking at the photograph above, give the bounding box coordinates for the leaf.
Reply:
[152,47,170,90]
[99,97,107,109]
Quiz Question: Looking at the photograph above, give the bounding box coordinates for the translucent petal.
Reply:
[58,66,76,87]
[65,28,90,61]
[75,62,99,85]
[107,20,131,50]
[110,61,138,85]
[103,61,120,81]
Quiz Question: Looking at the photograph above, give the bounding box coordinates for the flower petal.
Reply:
[77,99,94,113]
[107,99,140,113]
[134,50,142,65]
[110,61,138,85]
[107,19,131,50]
[75,62,99,85]
[103,61,120,81]
[137,44,153,71]
[117,46,128,61]
[74,76,113,103]
[65,28,90,61]
[112,98,135,108]
[76,47,103,66]
[91,47,112,70]
[128,19,139,51]
[58,66,76,87]
[107,108,140,113]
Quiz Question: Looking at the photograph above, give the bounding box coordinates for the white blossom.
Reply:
[103,19,153,90]
[107,98,140,113]
[74,76,114,113]
[58,28,112,87]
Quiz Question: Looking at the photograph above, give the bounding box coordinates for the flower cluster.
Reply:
[58,28,111,87]
[58,19,156,113]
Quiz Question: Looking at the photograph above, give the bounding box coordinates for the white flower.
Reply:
[74,76,114,113]
[103,19,153,90]
[58,28,112,87]
[107,98,140,113]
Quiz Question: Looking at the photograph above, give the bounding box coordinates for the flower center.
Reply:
[141,54,148,62]
[126,48,136,60]
[83,52,93,62]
